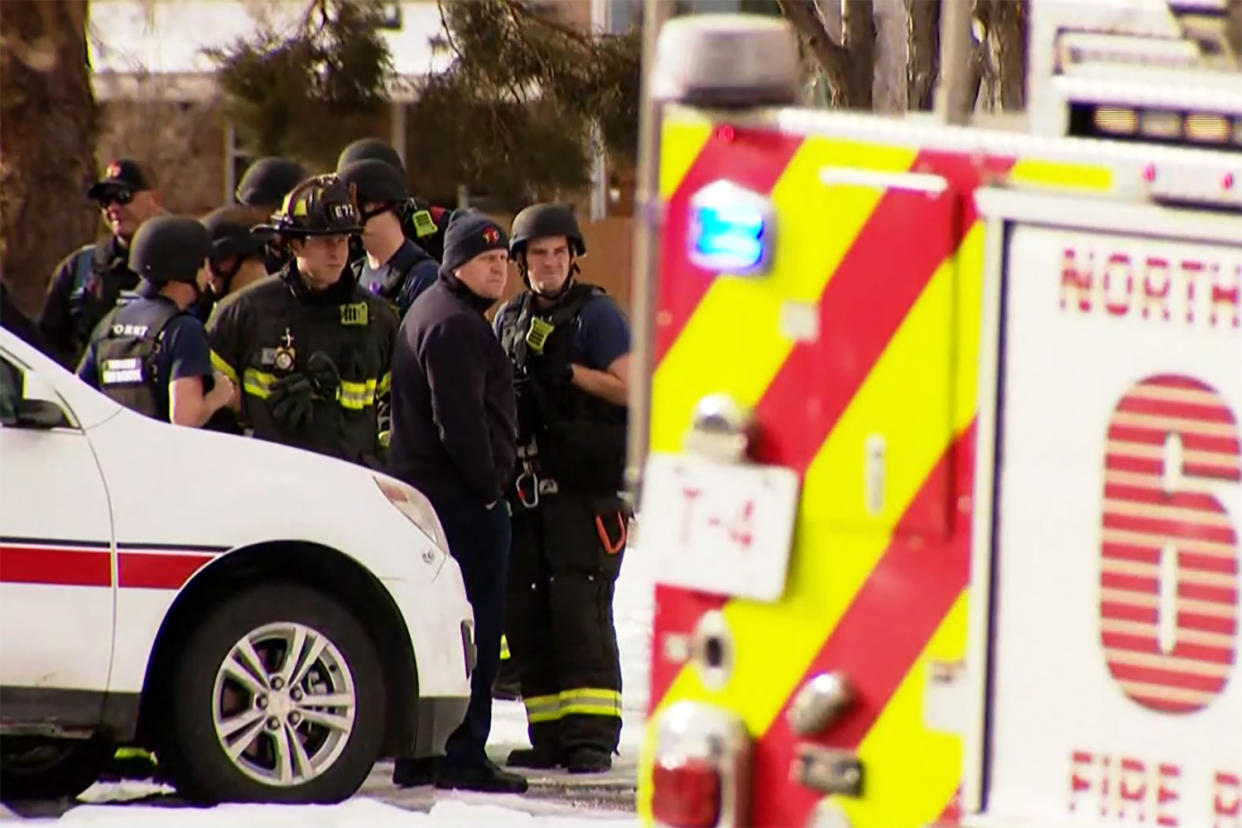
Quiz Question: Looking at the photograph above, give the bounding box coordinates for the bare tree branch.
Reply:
[778,0,851,86]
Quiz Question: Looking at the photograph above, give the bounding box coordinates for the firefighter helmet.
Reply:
[257,175,363,238]
[130,216,212,285]
[509,203,586,258]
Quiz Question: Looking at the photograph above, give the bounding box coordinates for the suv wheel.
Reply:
[159,583,386,803]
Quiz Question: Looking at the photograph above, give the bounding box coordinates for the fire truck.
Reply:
[629,2,1241,826]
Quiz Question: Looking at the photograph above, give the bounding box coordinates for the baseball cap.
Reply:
[87,159,154,202]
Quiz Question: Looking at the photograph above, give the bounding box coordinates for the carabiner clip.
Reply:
[595,513,627,554]
[515,470,540,509]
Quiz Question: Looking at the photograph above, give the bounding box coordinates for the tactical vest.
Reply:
[68,243,141,348]
[92,299,187,421]
[351,242,436,318]
[498,283,627,493]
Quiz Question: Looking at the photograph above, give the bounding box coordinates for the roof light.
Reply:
[1093,106,1138,136]
[653,15,799,107]
[1140,109,1182,139]
[1186,112,1230,142]
[687,180,774,275]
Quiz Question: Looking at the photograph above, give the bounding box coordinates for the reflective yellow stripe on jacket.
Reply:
[239,368,384,410]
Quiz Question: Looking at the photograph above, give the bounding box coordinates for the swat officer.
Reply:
[335,138,450,262]
[235,156,307,213]
[77,216,234,426]
[207,175,398,467]
[39,159,164,368]
[337,158,439,317]
[201,207,274,301]
[387,209,526,794]
[493,204,630,774]
[234,157,307,276]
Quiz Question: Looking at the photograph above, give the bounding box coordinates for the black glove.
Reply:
[268,373,314,432]
[305,351,342,400]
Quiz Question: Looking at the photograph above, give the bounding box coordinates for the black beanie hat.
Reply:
[439,209,509,278]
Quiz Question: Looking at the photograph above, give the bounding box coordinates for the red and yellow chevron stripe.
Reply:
[640,108,1114,827]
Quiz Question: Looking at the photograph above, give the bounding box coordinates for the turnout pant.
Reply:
[504,491,628,754]
[429,493,511,769]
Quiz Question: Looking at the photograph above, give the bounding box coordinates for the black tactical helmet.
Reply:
[201,206,272,265]
[509,203,586,258]
[336,138,405,177]
[130,215,212,285]
[257,174,363,238]
[235,157,308,208]
[337,158,408,207]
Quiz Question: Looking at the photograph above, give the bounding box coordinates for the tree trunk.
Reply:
[907,0,940,110]
[778,0,876,109]
[976,0,1027,111]
[873,0,906,112]
[0,0,97,317]
[842,0,876,108]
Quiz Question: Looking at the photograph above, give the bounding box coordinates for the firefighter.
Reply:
[494,204,630,773]
[335,138,450,262]
[38,158,163,369]
[76,215,234,426]
[386,209,526,794]
[337,158,439,317]
[207,174,398,468]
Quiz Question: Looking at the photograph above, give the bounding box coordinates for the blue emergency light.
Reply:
[687,180,774,275]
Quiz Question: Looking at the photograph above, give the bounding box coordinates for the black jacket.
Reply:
[207,268,399,467]
[38,236,141,368]
[388,274,517,505]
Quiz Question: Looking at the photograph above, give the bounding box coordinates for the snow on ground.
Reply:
[6,539,656,826]
[40,799,632,827]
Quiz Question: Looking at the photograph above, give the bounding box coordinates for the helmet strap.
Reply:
[210,257,242,295]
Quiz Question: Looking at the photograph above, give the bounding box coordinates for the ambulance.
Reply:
[631,2,1242,826]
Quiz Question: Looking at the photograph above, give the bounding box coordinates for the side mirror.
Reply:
[13,399,69,430]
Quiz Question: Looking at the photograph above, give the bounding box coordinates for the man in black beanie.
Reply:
[387,209,526,794]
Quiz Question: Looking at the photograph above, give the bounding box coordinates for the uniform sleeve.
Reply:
[205,297,243,387]
[37,250,83,367]
[422,316,501,504]
[162,316,215,384]
[575,296,631,371]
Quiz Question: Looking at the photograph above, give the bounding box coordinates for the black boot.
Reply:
[506,745,561,769]
[393,756,437,788]
[435,758,529,793]
[564,746,611,774]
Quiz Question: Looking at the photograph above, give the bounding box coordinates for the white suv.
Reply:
[0,327,474,804]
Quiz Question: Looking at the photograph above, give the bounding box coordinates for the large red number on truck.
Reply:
[1101,374,1241,713]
